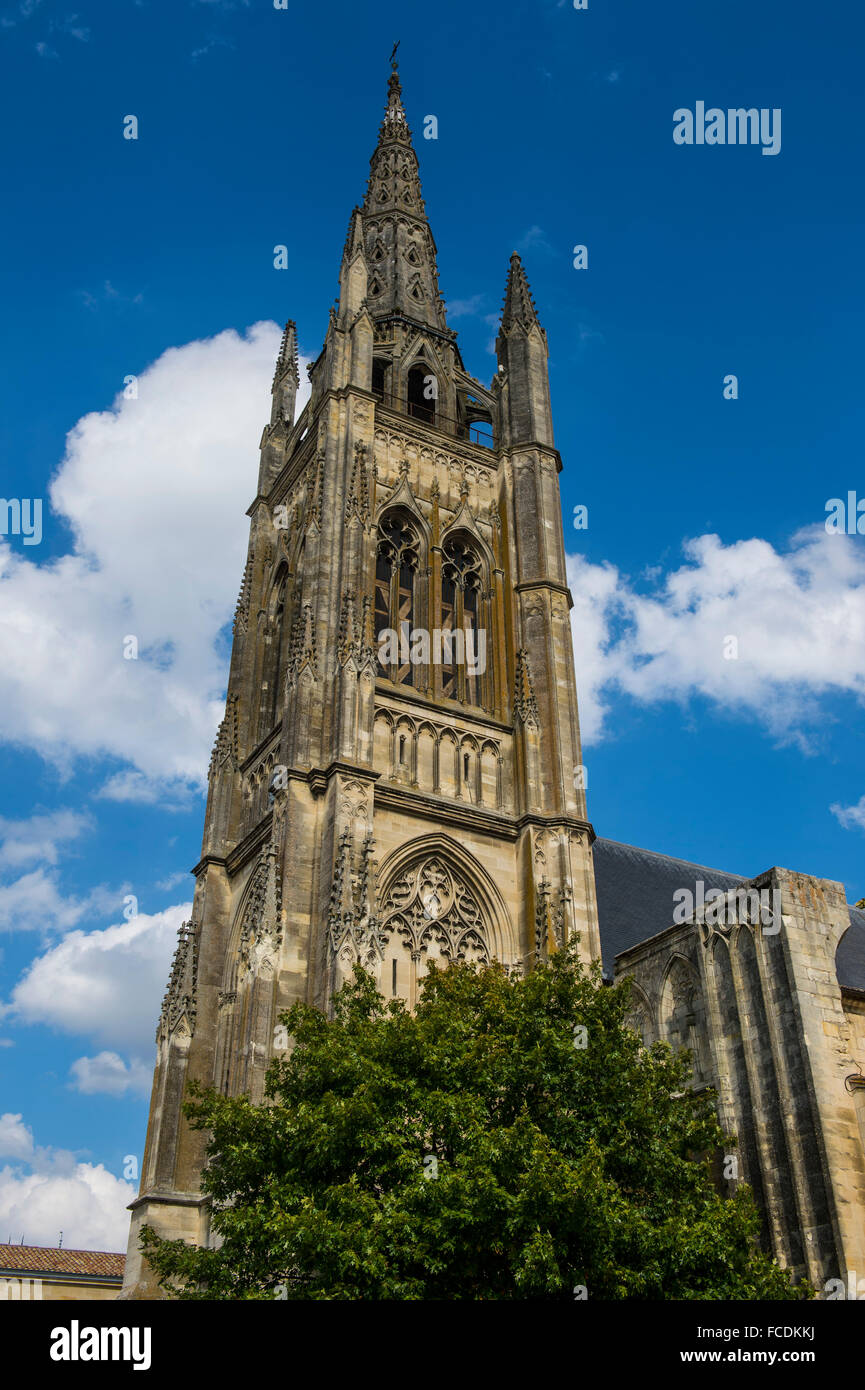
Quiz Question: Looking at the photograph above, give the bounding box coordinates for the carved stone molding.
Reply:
[328,830,384,974]
[209,694,239,778]
[237,842,283,980]
[514,649,540,728]
[158,920,199,1044]
[232,559,254,637]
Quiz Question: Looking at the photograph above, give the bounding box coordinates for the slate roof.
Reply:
[593,837,865,993]
[838,906,865,994]
[0,1245,125,1280]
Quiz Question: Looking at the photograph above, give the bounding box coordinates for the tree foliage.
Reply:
[141,945,809,1300]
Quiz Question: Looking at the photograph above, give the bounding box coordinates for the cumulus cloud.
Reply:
[6,903,189,1054]
[0,809,91,871]
[567,528,865,746]
[0,1114,134,1250]
[94,770,193,810]
[0,322,309,796]
[68,1051,152,1098]
[0,1112,35,1161]
[831,796,865,833]
[0,810,126,935]
[0,870,120,935]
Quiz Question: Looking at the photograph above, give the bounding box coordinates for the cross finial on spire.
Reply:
[358,51,447,335]
[378,44,408,137]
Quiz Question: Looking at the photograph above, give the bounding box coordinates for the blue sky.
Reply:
[0,0,864,1248]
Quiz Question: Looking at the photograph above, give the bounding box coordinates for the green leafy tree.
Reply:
[141,944,809,1300]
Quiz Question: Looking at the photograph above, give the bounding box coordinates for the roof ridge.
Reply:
[594,836,745,881]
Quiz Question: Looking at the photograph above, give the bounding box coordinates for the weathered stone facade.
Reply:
[121,64,865,1299]
[595,840,865,1293]
[121,62,598,1298]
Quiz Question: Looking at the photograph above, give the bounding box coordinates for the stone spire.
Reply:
[363,56,420,214]
[271,319,299,427]
[496,253,553,446]
[500,253,544,334]
[359,56,448,333]
[273,319,299,384]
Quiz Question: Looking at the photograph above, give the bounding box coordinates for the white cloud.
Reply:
[0,1113,34,1161]
[0,1114,134,1250]
[516,225,554,256]
[0,322,309,795]
[0,869,119,935]
[831,796,865,833]
[69,1051,152,1099]
[567,552,624,744]
[0,809,120,935]
[0,809,91,871]
[94,770,193,809]
[567,528,865,747]
[6,903,189,1053]
[155,870,188,892]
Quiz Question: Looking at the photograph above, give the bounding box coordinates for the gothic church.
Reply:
[122,63,865,1299]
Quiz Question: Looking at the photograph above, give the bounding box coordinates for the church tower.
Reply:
[122,59,600,1297]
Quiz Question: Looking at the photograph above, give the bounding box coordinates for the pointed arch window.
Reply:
[441,535,483,707]
[407,363,435,424]
[372,358,387,400]
[375,513,420,687]
[260,569,288,737]
[380,854,491,1008]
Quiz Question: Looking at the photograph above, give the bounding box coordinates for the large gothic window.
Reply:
[375,513,419,686]
[441,535,483,706]
[381,856,489,962]
[380,855,490,1007]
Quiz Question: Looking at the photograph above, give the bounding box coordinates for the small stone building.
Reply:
[596,839,865,1290]
[0,1244,125,1301]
